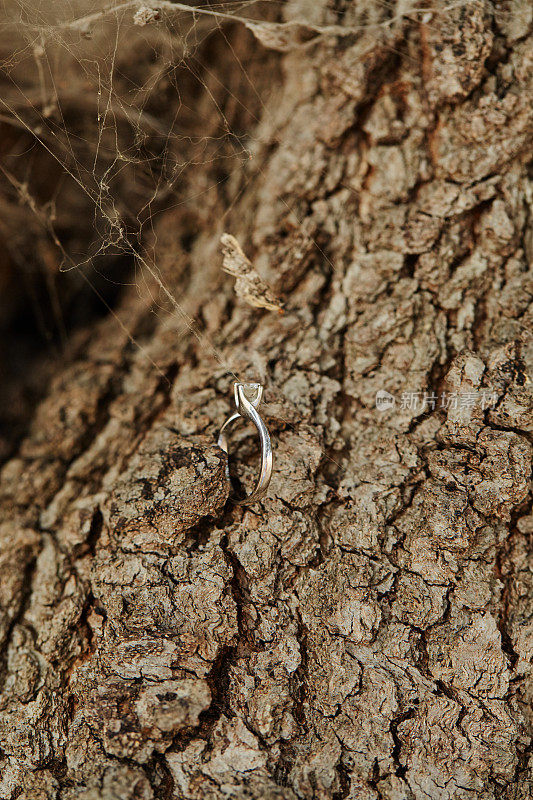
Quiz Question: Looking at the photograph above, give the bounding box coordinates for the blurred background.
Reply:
[0,0,278,461]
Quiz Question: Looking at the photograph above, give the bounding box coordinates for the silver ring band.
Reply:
[217,383,273,505]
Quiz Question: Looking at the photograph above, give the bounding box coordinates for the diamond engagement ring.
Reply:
[217,382,273,505]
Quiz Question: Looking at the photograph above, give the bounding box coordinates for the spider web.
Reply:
[0,0,488,468]
[0,0,484,368]
[0,0,282,379]
[0,0,456,376]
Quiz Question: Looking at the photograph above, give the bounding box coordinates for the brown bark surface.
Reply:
[1,2,533,798]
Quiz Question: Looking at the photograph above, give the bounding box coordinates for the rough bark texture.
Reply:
[1,1,533,798]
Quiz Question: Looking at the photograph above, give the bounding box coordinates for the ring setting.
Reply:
[217,382,273,505]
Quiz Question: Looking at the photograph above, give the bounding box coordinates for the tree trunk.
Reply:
[1,2,532,798]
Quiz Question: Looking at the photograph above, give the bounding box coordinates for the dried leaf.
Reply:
[244,20,341,52]
[133,6,160,26]
[221,233,282,313]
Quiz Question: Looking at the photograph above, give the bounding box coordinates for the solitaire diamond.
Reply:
[234,382,263,409]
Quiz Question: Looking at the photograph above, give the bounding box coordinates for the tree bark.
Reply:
[1,1,533,798]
